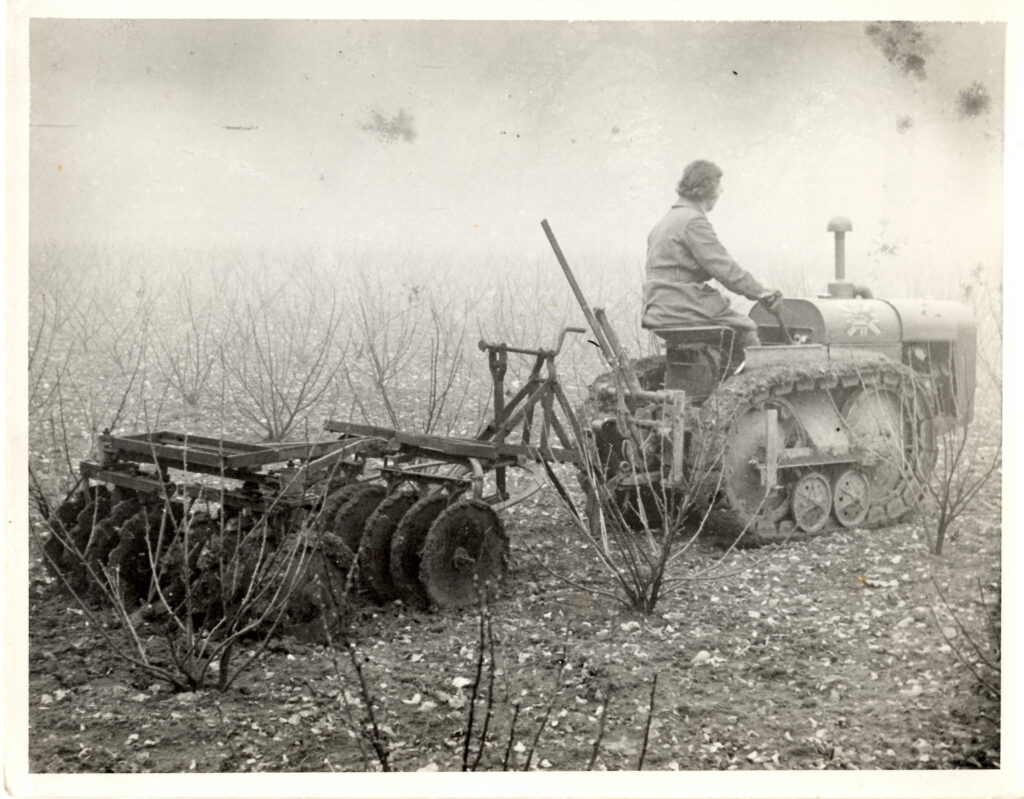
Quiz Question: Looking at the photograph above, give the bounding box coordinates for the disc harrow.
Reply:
[42,219,976,625]
[57,327,586,616]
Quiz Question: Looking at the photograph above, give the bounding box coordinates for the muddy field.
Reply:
[28,485,1000,773]
[24,252,1003,777]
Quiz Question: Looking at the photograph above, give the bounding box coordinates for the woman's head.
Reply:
[676,160,723,205]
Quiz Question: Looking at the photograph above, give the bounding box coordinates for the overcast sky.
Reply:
[28,18,1004,291]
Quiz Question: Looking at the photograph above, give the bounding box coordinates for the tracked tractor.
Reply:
[576,216,977,545]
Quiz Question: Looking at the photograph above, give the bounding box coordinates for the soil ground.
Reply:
[28,490,1000,774]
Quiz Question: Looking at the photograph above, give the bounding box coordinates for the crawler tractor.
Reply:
[579,216,977,545]
[42,216,976,614]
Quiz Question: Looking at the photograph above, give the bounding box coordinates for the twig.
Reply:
[470,609,499,771]
[637,673,658,770]
[501,701,521,772]
[462,595,489,771]
[320,620,372,772]
[522,630,569,771]
[586,681,613,771]
[342,631,391,772]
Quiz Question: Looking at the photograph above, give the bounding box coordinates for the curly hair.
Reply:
[676,160,723,203]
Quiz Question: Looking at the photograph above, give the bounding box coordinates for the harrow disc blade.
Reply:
[333,483,387,554]
[420,499,509,609]
[317,483,368,530]
[71,486,113,551]
[83,495,143,592]
[108,503,185,605]
[42,491,91,578]
[158,516,219,616]
[306,530,358,633]
[62,487,113,591]
[389,493,449,610]
[108,509,161,603]
[361,491,419,603]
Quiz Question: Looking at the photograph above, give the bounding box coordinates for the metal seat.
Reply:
[647,325,736,349]
[640,325,739,398]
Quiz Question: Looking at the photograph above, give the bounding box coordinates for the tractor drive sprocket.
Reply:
[420,498,509,609]
[361,490,420,603]
[696,350,935,546]
[577,356,677,532]
[389,493,450,609]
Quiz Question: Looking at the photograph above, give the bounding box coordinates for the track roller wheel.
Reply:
[361,491,420,603]
[333,483,387,553]
[790,472,832,534]
[389,493,450,609]
[832,468,871,528]
[420,499,508,609]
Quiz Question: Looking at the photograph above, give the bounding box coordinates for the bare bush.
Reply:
[320,627,393,772]
[931,576,1000,700]
[29,308,151,506]
[28,285,77,417]
[341,276,487,437]
[960,264,1001,403]
[221,276,348,440]
[342,276,428,429]
[536,393,742,615]
[916,420,1000,556]
[93,287,154,379]
[153,276,229,407]
[33,461,353,692]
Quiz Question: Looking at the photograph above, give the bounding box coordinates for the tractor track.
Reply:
[583,349,935,548]
[697,350,932,546]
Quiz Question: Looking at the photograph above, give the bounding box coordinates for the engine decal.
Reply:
[840,301,882,337]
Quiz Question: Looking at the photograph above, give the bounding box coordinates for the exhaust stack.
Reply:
[825,215,873,299]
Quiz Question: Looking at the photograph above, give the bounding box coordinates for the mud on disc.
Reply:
[332,483,387,554]
[389,493,450,610]
[361,491,419,603]
[420,498,509,609]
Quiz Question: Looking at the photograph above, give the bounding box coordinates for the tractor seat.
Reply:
[647,325,736,349]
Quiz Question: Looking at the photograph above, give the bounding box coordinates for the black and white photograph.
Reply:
[5,2,1018,796]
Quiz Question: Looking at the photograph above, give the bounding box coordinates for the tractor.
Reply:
[578,215,977,545]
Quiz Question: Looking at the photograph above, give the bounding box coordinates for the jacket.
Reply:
[641,197,766,330]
